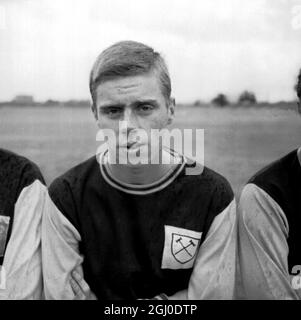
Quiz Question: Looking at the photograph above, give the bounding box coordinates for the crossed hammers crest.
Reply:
[174,236,196,257]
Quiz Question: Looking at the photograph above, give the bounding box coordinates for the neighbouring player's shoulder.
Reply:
[47,155,101,230]
[247,149,300,199]
[0,148,45,188]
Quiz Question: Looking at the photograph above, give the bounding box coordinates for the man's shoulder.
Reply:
[180,157,234,216]
[183,156,234,198]
[202,165,234,208]
[0,148,45,187]
[179,159,235,236]
[48,154,98,194]
[203,165,233,192]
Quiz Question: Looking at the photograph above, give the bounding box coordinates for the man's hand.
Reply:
[70,270,97,300]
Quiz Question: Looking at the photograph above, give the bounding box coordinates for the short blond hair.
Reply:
[89,41,171,108]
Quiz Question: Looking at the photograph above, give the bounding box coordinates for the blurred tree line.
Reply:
[210,90,257,107]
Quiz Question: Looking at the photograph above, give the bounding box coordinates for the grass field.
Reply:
[0,105,300,195]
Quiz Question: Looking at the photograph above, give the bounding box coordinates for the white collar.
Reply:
[98,148,187,195]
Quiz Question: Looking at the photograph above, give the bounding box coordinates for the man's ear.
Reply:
[167,97,175,125]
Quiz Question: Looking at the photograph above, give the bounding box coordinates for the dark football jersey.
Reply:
[0,149,45,265]
[248,149,301,271]
[48,149,234,299]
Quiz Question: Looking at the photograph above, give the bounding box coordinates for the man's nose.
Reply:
[122,108,138,130]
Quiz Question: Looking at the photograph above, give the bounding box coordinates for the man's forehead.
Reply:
[95,74,163,104]
[97,73,160,89]
[111,80,144,94]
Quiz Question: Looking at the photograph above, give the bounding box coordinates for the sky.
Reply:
[0,0,301,103]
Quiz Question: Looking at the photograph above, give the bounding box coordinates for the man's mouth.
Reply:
[126,141,141,150]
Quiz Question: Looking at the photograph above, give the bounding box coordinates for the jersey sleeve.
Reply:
[237,183,301,299]
[42,180,92,300]
[0,179,46,300]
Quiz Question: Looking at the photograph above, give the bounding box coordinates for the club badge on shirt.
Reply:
[161,225,202,270]
[0,215,10,257]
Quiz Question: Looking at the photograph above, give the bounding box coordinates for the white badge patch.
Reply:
[0,215,10,257]
[161,225,202,270]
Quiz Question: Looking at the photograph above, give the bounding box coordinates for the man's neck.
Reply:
[107,149,179,185]
[298,147,301,167]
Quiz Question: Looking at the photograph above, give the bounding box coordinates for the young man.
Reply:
[42,41,237,300]
[0,149,46,299]
[237,69,301,299]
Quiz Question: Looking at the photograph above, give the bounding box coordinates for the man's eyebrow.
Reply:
[133,99,159,106]
[99,100,159,109]
[98,103,125,109]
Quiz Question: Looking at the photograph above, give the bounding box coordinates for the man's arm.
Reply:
[237,183,300,300]
[0,180,46,300]
[153,198,237,300]
[184,199,237,299]
[42,192,93,300]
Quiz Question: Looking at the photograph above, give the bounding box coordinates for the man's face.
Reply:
[94,71,174,162]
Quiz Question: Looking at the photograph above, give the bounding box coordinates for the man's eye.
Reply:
[102,108,123,117]
[137,104,154,112]
[109,108,122,114]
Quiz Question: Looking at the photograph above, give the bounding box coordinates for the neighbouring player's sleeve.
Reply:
[42,183,92,300]
[0,180,46,300]
[237,183,300,300]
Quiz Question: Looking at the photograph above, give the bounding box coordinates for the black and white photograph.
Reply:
[0,0,301,306]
